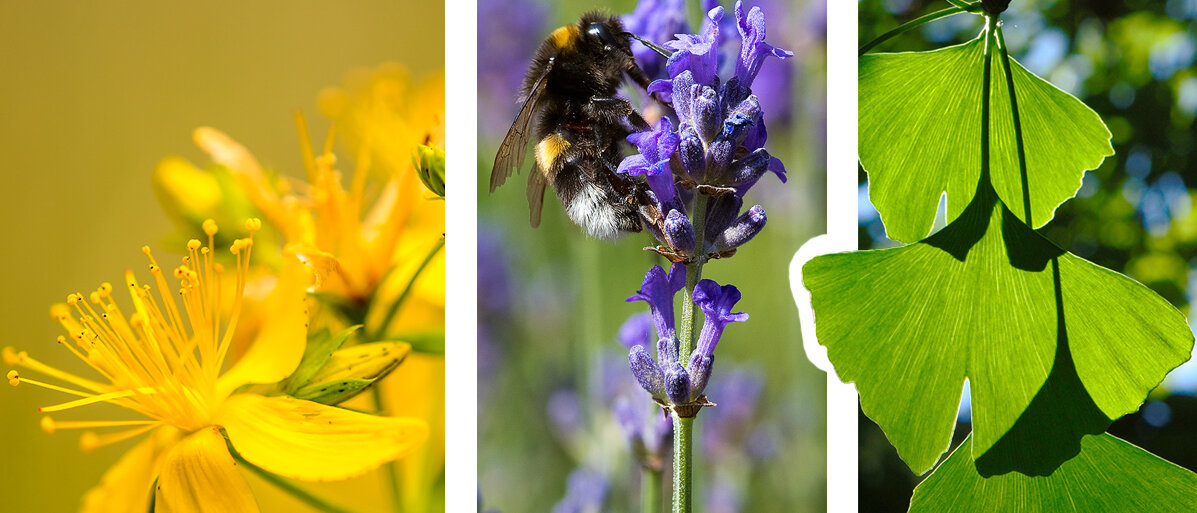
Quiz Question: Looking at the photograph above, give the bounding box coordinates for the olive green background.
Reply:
[0,2,442,511]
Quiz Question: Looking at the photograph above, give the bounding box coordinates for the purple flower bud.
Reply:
[619,312,655,350]
[727,148,771,186]
[714,205,767,252]
[721,96,761,145]
[663,209,696,252]
[693,86,721,143]
[704,193,744,240]
[678,126,707,179]
[627,263,687,341]
[719,76,751,113]
[657,335,679,369]
[687,353,715,399]
[692,280,749,362]
[629,345,667,400]
[665,362,692,404]
[733,1,794,88]
[706,138,735,178]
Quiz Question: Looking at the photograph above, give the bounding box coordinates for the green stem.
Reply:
[859,5,969,56]
[224,433,357,513]
[981,16,996,185]
[678,193,710,362]
[944,0,978,10]
[671,413,693,513]
[372,236,445,340]
[995,24,1032,224]
[373,388,405,513]
[643,468,663,513]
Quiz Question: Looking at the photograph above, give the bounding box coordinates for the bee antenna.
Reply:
[627,33,673,58]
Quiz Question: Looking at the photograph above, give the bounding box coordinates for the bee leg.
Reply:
[626,63,672,109]
[587,97,650,132]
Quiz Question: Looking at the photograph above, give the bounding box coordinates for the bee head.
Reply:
[578,13,633,58]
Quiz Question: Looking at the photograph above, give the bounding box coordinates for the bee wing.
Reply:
[526,164,548,228]
[490,58,554,193]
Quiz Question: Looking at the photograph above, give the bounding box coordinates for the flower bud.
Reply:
[663,209,696,253]
[714,205,767,252]
[665,363,692,404]
[629,345,667,400]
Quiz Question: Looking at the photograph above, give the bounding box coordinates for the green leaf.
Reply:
[803,185,1191,473]
[859,36,1113,242]
[910,433,1197,513]
[283,325,361,394]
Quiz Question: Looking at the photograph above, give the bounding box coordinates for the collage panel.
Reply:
[478,0,828,511]
[803,0,1197,511]
[0,2,445,512]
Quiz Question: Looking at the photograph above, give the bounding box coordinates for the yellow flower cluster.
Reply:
[5,64,445,513]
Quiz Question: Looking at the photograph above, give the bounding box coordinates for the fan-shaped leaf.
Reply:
[859,36,1112,242]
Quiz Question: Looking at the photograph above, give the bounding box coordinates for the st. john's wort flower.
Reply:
[3,220,427,513]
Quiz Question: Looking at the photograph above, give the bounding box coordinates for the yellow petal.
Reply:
[155,427,258,513]
[216,393,428,482]
[217,252,312,398]
[80,427,176,513]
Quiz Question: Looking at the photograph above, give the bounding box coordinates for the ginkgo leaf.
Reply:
[859,35,1112,243]
[910,433,1197,513]
[803,184,1191,474]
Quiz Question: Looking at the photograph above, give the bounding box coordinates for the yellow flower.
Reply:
[4,220,427,513]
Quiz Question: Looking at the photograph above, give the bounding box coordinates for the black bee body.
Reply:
[490,13,662,240]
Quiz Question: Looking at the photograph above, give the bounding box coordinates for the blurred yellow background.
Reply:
[0,2,443,511]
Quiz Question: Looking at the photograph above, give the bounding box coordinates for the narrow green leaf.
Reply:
[803,184,1191,473]
[859,36,1113,242]
[910,433,1197,513]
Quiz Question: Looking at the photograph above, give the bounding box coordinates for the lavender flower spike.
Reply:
[733,1,794,87]
[619,117,680,203]
[626,263,687,342]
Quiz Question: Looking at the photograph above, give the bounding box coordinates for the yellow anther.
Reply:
[67,294,81,306]
[244,218,262,232]
[141,246,151,255]
[230,240,243,254]
[3,347,22,365]
[50,304,70,320]
[7,370,20,386]
[55,336,67,344]
[98,282,112,296]
[187,239,202,251]
[89,292,101,304]
[203,219,218,236]
[41,416,56,434]
[213,263,225,274]
[80,432,99,453]
[200,247,209,255]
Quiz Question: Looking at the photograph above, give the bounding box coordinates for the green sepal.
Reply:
[291,378,375,405]
[283,325,361,395]
[414,144,445,198]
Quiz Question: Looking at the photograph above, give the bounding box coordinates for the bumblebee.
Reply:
[489,12,671,240]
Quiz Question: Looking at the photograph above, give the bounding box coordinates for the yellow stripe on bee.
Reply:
[536,134,571,171]
[549,25,581,52]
